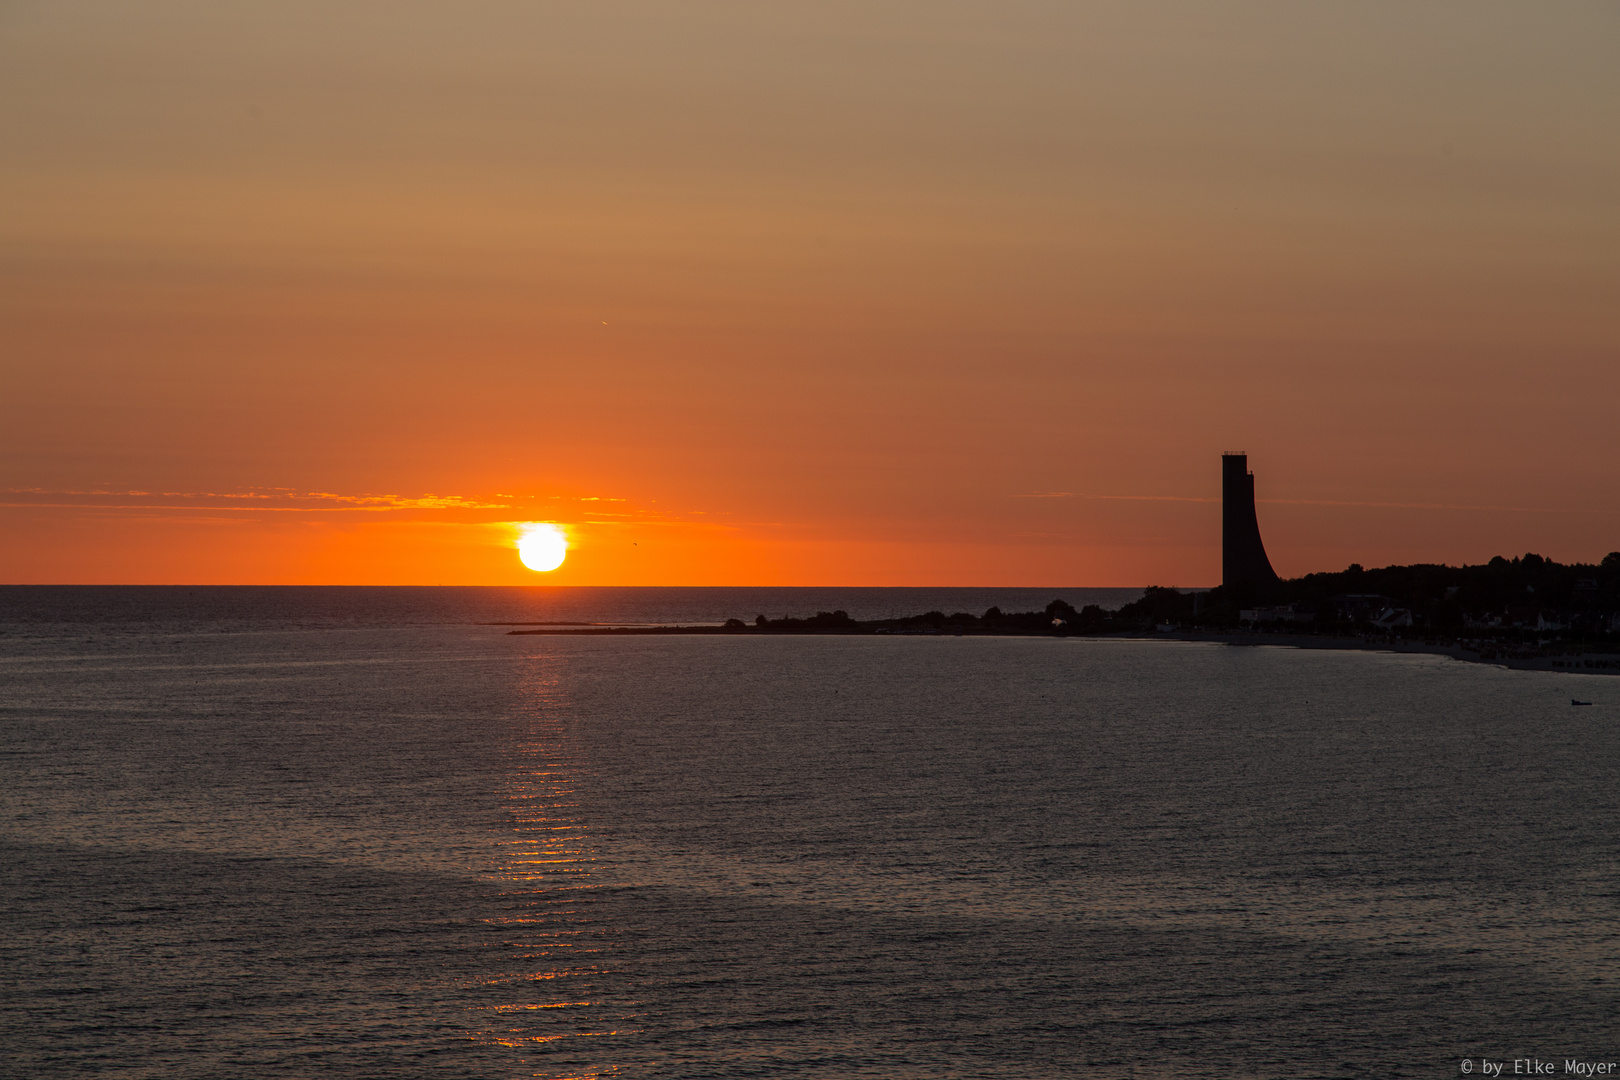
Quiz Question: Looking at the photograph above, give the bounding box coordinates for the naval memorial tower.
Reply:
[1222,452,1279,591]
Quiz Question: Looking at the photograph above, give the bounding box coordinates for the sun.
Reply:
[516,523,568,572]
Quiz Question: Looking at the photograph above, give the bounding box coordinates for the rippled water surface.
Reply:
[2,588,1617,1077]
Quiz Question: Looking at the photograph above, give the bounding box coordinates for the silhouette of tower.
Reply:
[1222,453,1279,589]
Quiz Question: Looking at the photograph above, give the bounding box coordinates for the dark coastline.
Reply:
[505,553,1585,680]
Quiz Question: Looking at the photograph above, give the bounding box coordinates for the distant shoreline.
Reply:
[1153,630,1620,677]
[506,624,1620,677]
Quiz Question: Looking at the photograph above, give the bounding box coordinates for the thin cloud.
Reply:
[1256,497,1591,514]
[0,488,512,511]
[1010,491,1610,514]
[1013,492,1216,504]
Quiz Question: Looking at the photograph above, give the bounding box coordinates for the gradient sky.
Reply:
[3,1,1617,585]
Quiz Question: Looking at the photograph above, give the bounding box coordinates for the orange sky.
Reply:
[3,2,1617,585]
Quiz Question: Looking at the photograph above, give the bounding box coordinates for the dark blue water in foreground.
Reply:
[2,587,1617,1078]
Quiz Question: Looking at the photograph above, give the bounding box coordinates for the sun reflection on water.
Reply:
[470,648,638,1078]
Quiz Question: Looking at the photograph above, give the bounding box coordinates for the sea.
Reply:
[2,585,1617,1079]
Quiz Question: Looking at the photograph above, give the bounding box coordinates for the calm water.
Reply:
[2,588,1617,1078]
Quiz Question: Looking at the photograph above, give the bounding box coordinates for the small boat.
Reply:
[1573,699,1593,707]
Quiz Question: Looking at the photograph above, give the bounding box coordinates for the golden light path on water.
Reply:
[476,650,631,1076]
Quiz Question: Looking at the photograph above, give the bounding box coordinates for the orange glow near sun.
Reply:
[516,524,568,572]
